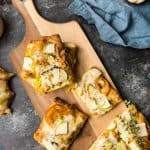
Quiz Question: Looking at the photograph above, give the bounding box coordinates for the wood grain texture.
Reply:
[9,0,127,149]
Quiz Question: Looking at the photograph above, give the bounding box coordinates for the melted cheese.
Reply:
[45,43,55,54]
[51,68,60,85]
[87,85,111,109]
[51,68,67,85]
[54,115,83,138]
[87,99,97,111]
[129,141,142,150]
[42,122,55,137]
[108,132,117,144]
[116,141,127,150]
[137,123,148,137]
[89,68,102,78]
[55,122,68,135]
[117,121,133,143]
[82,68,102,85]
[41,122,58,150]
[41,74,52,88]
[32,51,44,62]
[59,69,68,82]
[96,138,106,149]
[23,57,33,71]
[42,139,57,150]
[121,111,131,121]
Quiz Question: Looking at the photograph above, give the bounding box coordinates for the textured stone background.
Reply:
[0,0,149,150]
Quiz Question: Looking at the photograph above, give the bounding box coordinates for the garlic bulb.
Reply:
[128,0,145,4]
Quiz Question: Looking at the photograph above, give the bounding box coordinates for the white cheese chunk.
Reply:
[55,122,68,135]
[63,115,73,122]
[117,121,133,143]
[45,43,55,54]
[59,69,68,82]
[83,68,102,85]
[121,111,131,121]
[41,75,52,87]
[98,96,111,109]
[41,122,57,150]
[51,68,67,85]
[129,141,142,150]
[42,122,55,136]
[42,139,57,150]
[89,68,102,78]
[83,73,94,85]
[51,68,60,85]
[23,57,33,71]
[88,85,111,109]
[87,100,97,111]
[137,123,148,137]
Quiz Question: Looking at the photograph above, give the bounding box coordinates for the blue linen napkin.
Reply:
[69,0,150,49]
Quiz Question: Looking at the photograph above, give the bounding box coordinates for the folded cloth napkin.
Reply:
[69,0,150,49]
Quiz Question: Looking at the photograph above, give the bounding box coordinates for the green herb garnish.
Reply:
[129,119,140,135]
[124,100,131,106]
[136,137,144,147]
[51,141,58,146]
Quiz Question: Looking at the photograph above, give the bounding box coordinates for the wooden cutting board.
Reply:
[10,0,127,149]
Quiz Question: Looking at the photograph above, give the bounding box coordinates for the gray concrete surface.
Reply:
[0,0,149,149]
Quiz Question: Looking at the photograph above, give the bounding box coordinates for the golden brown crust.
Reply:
[43,35,63,50]
[34,97,87,150]
[45,97,87,126]
[20,34,77,93]
[97,76,122,105]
